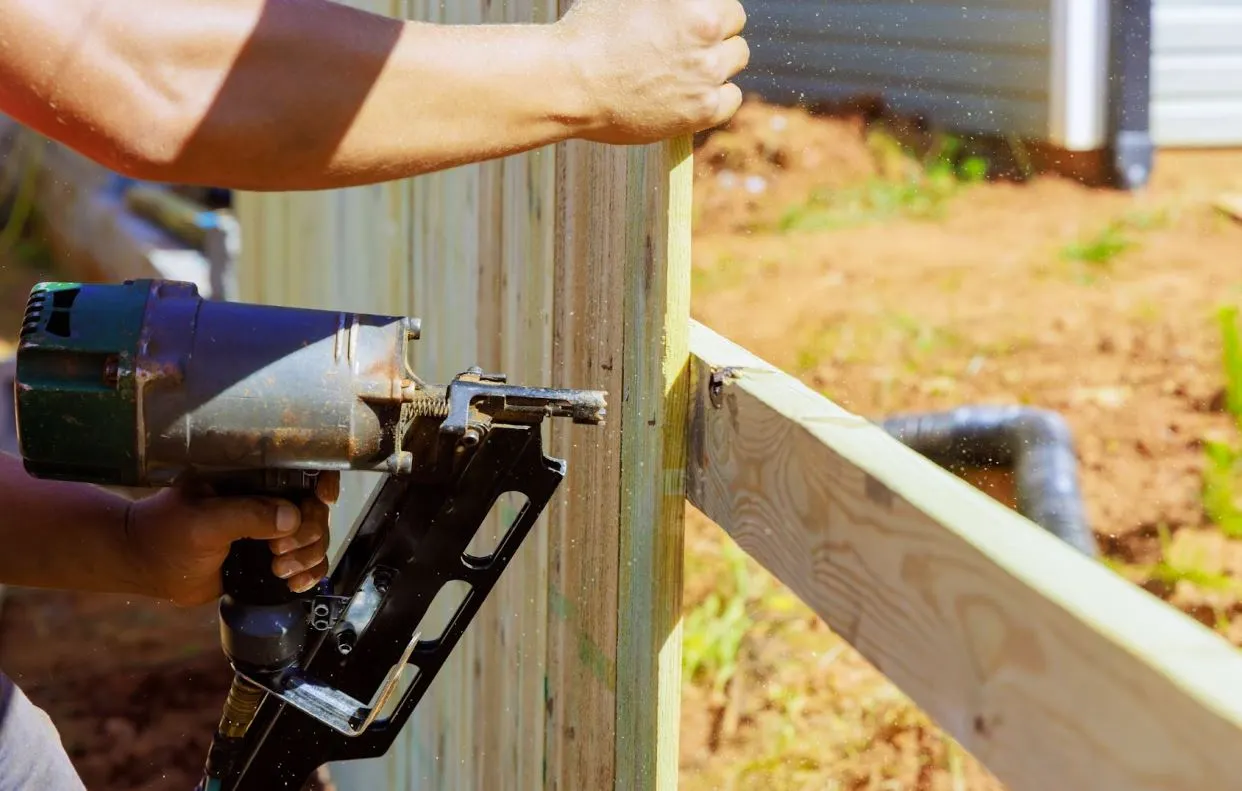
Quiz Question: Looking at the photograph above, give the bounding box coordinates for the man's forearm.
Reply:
[0,452,143,595]
[1,0,594,190]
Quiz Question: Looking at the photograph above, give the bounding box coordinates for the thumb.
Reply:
[316,471,341,505]
[195,495,303,544]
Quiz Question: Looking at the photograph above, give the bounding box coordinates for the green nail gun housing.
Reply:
[15,279,151,485]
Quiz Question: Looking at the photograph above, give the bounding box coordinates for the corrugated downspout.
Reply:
[1105,0,1154,189]
[881,405,1098,558]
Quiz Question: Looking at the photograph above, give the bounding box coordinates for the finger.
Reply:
[316,471,341,505]
[271,536,329,580]
[268,518,324,556]
[714,35,750,82]
[288,558,330,594]
[716,0,747,39]
[709,82,744,128]
[269,497,329,554]
[195,496,302,543]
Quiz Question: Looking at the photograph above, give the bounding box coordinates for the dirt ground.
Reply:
[678,99,1242,790]
[0,96,1240,789]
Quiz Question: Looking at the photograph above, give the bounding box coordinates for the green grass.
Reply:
[775,130,989,234]
[691,254,777,296]
[1060,222,1135,269]
[1102,522,1242,636]
[1128,298,1164,325]
[793,312,971,379]
[1202,305,1242,538]
[1148,523,1240,592]
[1220,304,1242,423]
[1057,209,1171,283]
[777,178,953,232]
[682,540,757,696]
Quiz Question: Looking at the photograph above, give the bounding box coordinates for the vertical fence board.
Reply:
[233,3,691,787]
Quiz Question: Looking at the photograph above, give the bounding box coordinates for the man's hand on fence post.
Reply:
[554,0,750,144]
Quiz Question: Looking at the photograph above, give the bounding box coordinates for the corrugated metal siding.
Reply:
[734,0,1055,139]
[735,0,1242,150]
[1151,0,1242,146]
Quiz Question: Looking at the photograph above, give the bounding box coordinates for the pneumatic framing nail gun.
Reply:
[12,278,607,790]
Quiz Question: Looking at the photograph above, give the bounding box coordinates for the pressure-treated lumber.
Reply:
[232,0,691,787]
[686,319,1242,791]
[550,133,693,791]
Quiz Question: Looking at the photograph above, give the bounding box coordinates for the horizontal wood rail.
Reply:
[685,319,1242,791]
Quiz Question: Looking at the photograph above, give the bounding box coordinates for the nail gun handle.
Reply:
[213,471,321,607]
[222,538,304,606]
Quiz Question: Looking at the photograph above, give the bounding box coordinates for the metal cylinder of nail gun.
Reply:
[13,278,421,487]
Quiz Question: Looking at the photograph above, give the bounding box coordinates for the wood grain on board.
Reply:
[686,319,1242,791]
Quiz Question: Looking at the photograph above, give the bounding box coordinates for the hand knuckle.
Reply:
[688,5,722,40]
[695,49,718,76]
[690,89,719,121]
[294,519,321,540]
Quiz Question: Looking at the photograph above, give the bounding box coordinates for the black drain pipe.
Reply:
[880,406,1097,558]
